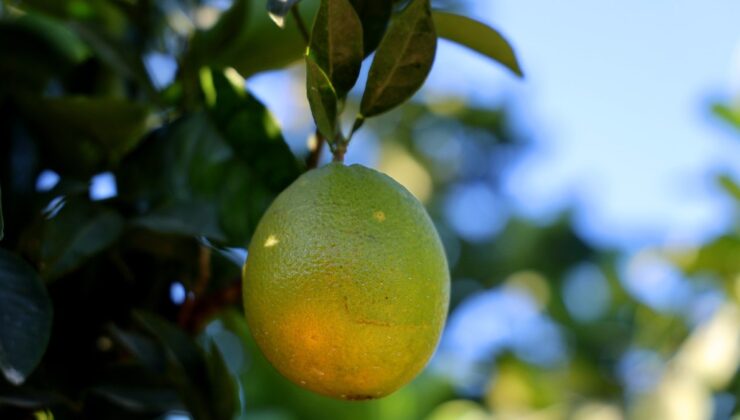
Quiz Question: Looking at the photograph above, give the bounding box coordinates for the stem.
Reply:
[178,246,211,330]
[291,5,310,45]
[307,130,325,169]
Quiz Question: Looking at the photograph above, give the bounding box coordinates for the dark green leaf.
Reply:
[0,250,53,385]
[306,56,339,140]
[132,200,227,242]
[202,339,239,420]
[91,385,182,413]
[0,13,89,93]
[69,22,157,96]
[713,103,740,132]
[432,11,523,77]
[349,0,393,56]
[309,0,364,94]
[132,311,215,419]
[20,96,155,176]
[108,325,167,373]
[360,0,437,117]
[41,199,124,280]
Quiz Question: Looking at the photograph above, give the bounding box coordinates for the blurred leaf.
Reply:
[0,249,53,385]
[683,235,740,282]
[20,96,155,176]
[309,0,364,94]
[713,103,740,132]
[0,13,89,92]
[41,199,124,280]
[360,0,437,117]
[432,11,523,77]
[306,56,339,140]
[188,0,251,67]
[718,174,740,202]
[349,0,393,56]
[69,22,156,96]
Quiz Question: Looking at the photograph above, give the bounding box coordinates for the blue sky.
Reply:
[424,0,740,249]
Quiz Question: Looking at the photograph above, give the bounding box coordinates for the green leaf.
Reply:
[432,11,523,77]
[309,0,364,94]
[306,55,339,140]
[0,249,53,385]
[132,200,227,242]
[713,103,740,132]
[118,71,301,246]
[360,0,437,117]
[19,96,155,177]
[69,22,157,96]
[41,199,124,280]
[132,311,236,420]
[349,0,393,56]
[683,235,740,282]
[0,13,89,92]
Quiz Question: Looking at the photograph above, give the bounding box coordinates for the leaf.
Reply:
[69,22,157,96]
[202,339,239,420]
[718,174,740,202]
[0,249,53,385]
[132,311,214,419]
[41,199,124,280]
[0,13,89,93]
[119,70,300,247]
[306,55,339,140]
[132,200,227,242]
[713,103,740,132]
[349,0,393,55]
[432,11,523,77]
[309,0,364,94]
[360,0,437,118]
[683,235,740,282]
[20,96,155,177]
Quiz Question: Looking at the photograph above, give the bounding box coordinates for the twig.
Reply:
[178,246,211,329]
[291,5,310,45]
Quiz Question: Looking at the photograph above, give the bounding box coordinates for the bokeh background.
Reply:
[1,0,739,419]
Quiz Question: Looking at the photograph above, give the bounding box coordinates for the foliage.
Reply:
[1,0,738,419]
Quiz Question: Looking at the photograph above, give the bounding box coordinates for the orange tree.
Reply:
[0,0,522,418]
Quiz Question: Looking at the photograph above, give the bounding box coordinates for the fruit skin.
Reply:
[242,163,450,400]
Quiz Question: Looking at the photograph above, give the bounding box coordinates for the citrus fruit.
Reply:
[242,162,450,400]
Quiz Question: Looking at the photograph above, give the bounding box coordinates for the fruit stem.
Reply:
[307,130,324,168]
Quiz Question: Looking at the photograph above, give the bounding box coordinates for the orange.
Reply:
[242,163,449,400]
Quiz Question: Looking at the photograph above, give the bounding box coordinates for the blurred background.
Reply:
[1,0,739,419]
